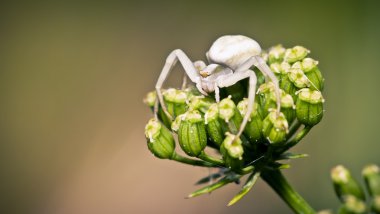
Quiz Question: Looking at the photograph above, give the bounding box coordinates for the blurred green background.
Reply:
[1,0,380,213]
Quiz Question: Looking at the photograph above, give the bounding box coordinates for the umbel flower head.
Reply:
[144,45,325,206]
[329,164,380,214]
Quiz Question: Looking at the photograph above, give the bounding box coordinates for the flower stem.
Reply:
[171,153,218,167]
[198,151,225,167]
[261,169,316,214]
[280,125,312,153]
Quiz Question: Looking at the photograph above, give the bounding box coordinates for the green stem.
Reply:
[280,126,312,153]
[261,169,316,214]
[287,120,302,139]
[198,151,225,167]
[171,153,218,167]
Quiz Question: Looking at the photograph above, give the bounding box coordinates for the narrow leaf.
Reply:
[188,174,241,198]
[228,172,260,206]
[278,152,308,160]
[267,162,291,170]
[195,173,223,185]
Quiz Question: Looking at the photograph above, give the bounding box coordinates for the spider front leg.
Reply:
[217,69,257,141]
[235,56,281,114]
[155,50,206,121]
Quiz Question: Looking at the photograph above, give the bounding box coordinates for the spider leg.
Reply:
[217,69,257,140]
[181,74,188,90]
[235,56,281,114]
[181,60,206,90]
[155,49,205,121]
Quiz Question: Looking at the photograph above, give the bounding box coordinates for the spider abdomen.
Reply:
[208,35,262,70]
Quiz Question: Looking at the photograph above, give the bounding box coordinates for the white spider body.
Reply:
[207,35,262,70]
[155,35,281,141]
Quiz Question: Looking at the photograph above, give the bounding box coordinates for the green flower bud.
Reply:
[204,104,224,147]
[280,61,291,74]
[275,92,296,123]
[338,195,367,214]
[145,118,175,159]
[296,88,324,126]
[220,132,244,171]
[178,110,207,157]
[362,164,380,197]
[143,91,156,107]
[288,66,310,88]
[280,75,298,100]
[257,82,275,117]
[237,98,263,142]
[218,96,236,122]
[218,96,243,135]
[270,62,291,80]
[295,59,324,91]
[188,95,214,113]
[163,88,188,117]
[268,45,286,64]
[171,113,186,132]
[301,57,319,72]
[284,46,310,63]
[371,196,380,214]
[270,62,282,75]
[331,165,366,202]
[259,87,295,122]
[258,82,275,94]
[262,110,289,144]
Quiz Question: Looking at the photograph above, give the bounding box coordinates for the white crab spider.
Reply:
[155,35,281,141]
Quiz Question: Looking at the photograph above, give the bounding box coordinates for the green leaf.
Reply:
[267,162,291,170]
[195,172,223,185]
[187,174,241,198]
[278,152,309,160]
[228,171,260,206]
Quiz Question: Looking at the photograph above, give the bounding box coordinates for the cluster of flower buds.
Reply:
[144,45,325,205]
[330,165,380,214]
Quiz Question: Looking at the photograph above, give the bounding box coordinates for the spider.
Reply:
[155,35,281,142]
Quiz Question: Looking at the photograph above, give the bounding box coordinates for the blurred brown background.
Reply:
[1,0,380,213]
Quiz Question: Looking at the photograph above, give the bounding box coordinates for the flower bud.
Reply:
[362,164,380,197]
[284,46,310,63]
[268,45,286,64]
[143,91,156,108]
[171,113,186,133]
[204,104,224,147]
[218,96,243,134]
[262,110,289,144]
[257,82,275,117]
[295,59,324,91]
[237,99,263,142]
[145,118,175,159]
[338,195,367,214]
[220,132,244,171]
[178,110,207,157]
[270,62,282,76]
[258,84,295,121]
[331,165,366,202]
[188,95,214,113]
[296,88,324,126]
[163,88,188,117]
[371,196,380,214]
[280,75,298,100]
[288,66,310,89]
[279,93,296,123]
